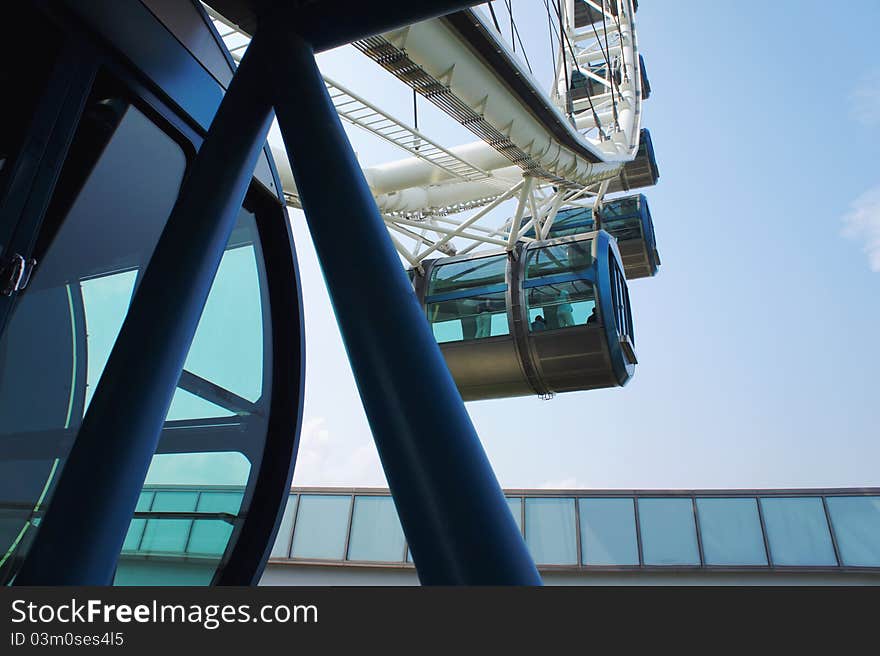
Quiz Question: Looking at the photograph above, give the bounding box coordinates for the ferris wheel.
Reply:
[207,0,659,401]
[208,0,657,262]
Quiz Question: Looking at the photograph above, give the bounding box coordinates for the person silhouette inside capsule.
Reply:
[557,288,574,327]
[531,315,547,332]
[475,299,492,338]
[586,306,599,325]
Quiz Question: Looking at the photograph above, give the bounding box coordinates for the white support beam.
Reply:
[507,177,534,251]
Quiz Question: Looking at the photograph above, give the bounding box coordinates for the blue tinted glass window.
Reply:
[347,496,406,562]
[0,103,187,584]
[525,241,592,279]
[525,498,577,565]
[760,497,837,566]
[291,495,351,560]
[427,291,509,343]
[140,491,199,554]
[696,498,767,566]
[638,498,700,566]
[270,494,298,559]
[825,496,880,567]
[506,497,523,535]
[527,280,596,331]
[579,498,639,566]
[187,491,243,556]
[428,255,507,295]
[121,491,155,554]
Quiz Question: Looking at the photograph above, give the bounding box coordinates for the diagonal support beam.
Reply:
[266,25,540,586]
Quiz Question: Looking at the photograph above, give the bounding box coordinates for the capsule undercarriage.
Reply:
[413,230,636,401]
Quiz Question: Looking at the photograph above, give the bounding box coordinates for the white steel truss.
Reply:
[204,3,644,269]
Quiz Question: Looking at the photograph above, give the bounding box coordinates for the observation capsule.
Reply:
[413,230,636,401]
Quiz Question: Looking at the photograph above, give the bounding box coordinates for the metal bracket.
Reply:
[0,254,36,296]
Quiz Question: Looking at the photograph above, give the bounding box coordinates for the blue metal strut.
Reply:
[266,25,541,585]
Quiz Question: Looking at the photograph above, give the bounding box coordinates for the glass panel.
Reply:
[427,254,507,295]
[826,497,880,567]
[524,497,577,565]
[526,279,596,331]
[579,498,639,566]
[115,453,250,586]
[347,496,406,562]
[760,497,837,566]
[290,495,351,560]
[0,99,187,585]
[638,498,700,566]
[696,498,767,566]
[139,491,199,554]
[121,491,155,554]
[187,491,243,556]
[525,242,592,279]
[427,291,509,343]
[80,270,137,413]
[545,207,594,238]
[506,497,523,535]
[270,494,298,558]
[601,196,643,242]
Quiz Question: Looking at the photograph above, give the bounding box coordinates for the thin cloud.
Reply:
[841,186,880,272]
[851,71,880,127]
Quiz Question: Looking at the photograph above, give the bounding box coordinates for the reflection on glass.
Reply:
[825,496,880,567]
[579,498,639,566]
[188,492,242,556]
[427,291,509,343]
[270,495,298,559]
[696,498,767,566]
[760,497,837,566]
[527,280,596,331]
[428,255,507,295]
[638,498,700,566]
[525,241,592,279]
[291,495,351,560]
[525,498,577,565]
[140,491,199,554]
[347,496,406,562]
[116,453,251,586]
[121,492,155,553]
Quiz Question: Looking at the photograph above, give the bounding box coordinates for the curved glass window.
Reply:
[427,254,506,295]
[425,254,510,344]
[600,197,643,241]
[0,96,187,585]
[527,280,596,331]
[609,251,634,343]
[0,73,276,586]
[427,291,509,343]
[525,241,592,279]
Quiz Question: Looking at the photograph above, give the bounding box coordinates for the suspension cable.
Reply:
[503,0,534,74]
[599,0,620,130]
[551,0,606,139]
[486,0,503,33]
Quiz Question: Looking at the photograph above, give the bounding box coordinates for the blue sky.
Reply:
[279,1,880,490]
